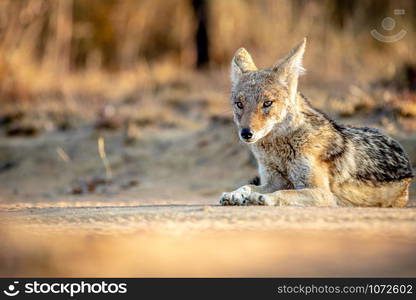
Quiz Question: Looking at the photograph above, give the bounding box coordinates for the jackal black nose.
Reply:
[240,128,253,140]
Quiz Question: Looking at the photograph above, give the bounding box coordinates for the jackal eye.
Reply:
[263,101,273,108]
[235,101,244,109]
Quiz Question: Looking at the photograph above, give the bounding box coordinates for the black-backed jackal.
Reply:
[220,38,413,207]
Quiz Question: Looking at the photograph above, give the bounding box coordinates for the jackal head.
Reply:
[230,38,306,143]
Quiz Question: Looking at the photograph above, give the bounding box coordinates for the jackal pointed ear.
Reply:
[273,38,306,102]
[231,48,257,87]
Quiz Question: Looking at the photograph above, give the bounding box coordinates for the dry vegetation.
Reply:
[0,0,415,136]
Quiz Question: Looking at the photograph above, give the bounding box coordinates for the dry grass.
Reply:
[0,0,415,101]
[0,0,414,138]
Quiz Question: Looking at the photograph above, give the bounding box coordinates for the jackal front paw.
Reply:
[246,192,274,206]
[219,186,252,206]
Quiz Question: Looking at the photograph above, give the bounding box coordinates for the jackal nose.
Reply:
[240,128,253,140]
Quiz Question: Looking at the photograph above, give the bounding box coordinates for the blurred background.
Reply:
[0,0,416,277]
[1,0,415,127]
[1,0,415,201]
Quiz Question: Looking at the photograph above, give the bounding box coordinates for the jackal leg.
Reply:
[247,188,337,207]
[220,169,289,206]
[220,184,273,206]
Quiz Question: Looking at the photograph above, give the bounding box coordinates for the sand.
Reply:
[1,123,415,277]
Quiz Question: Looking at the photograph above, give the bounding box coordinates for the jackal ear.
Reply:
[231,48,257,86]
[273,38,306,102]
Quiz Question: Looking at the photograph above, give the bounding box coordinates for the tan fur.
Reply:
[332,179,410,207]
[220,38,413,207]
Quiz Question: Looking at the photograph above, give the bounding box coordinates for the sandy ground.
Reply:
[2,205,416,234]
[1,204,416,277]
[1,111,415,277]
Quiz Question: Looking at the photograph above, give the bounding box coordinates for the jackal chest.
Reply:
[251,140,311,188]
[253,142,294,173]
